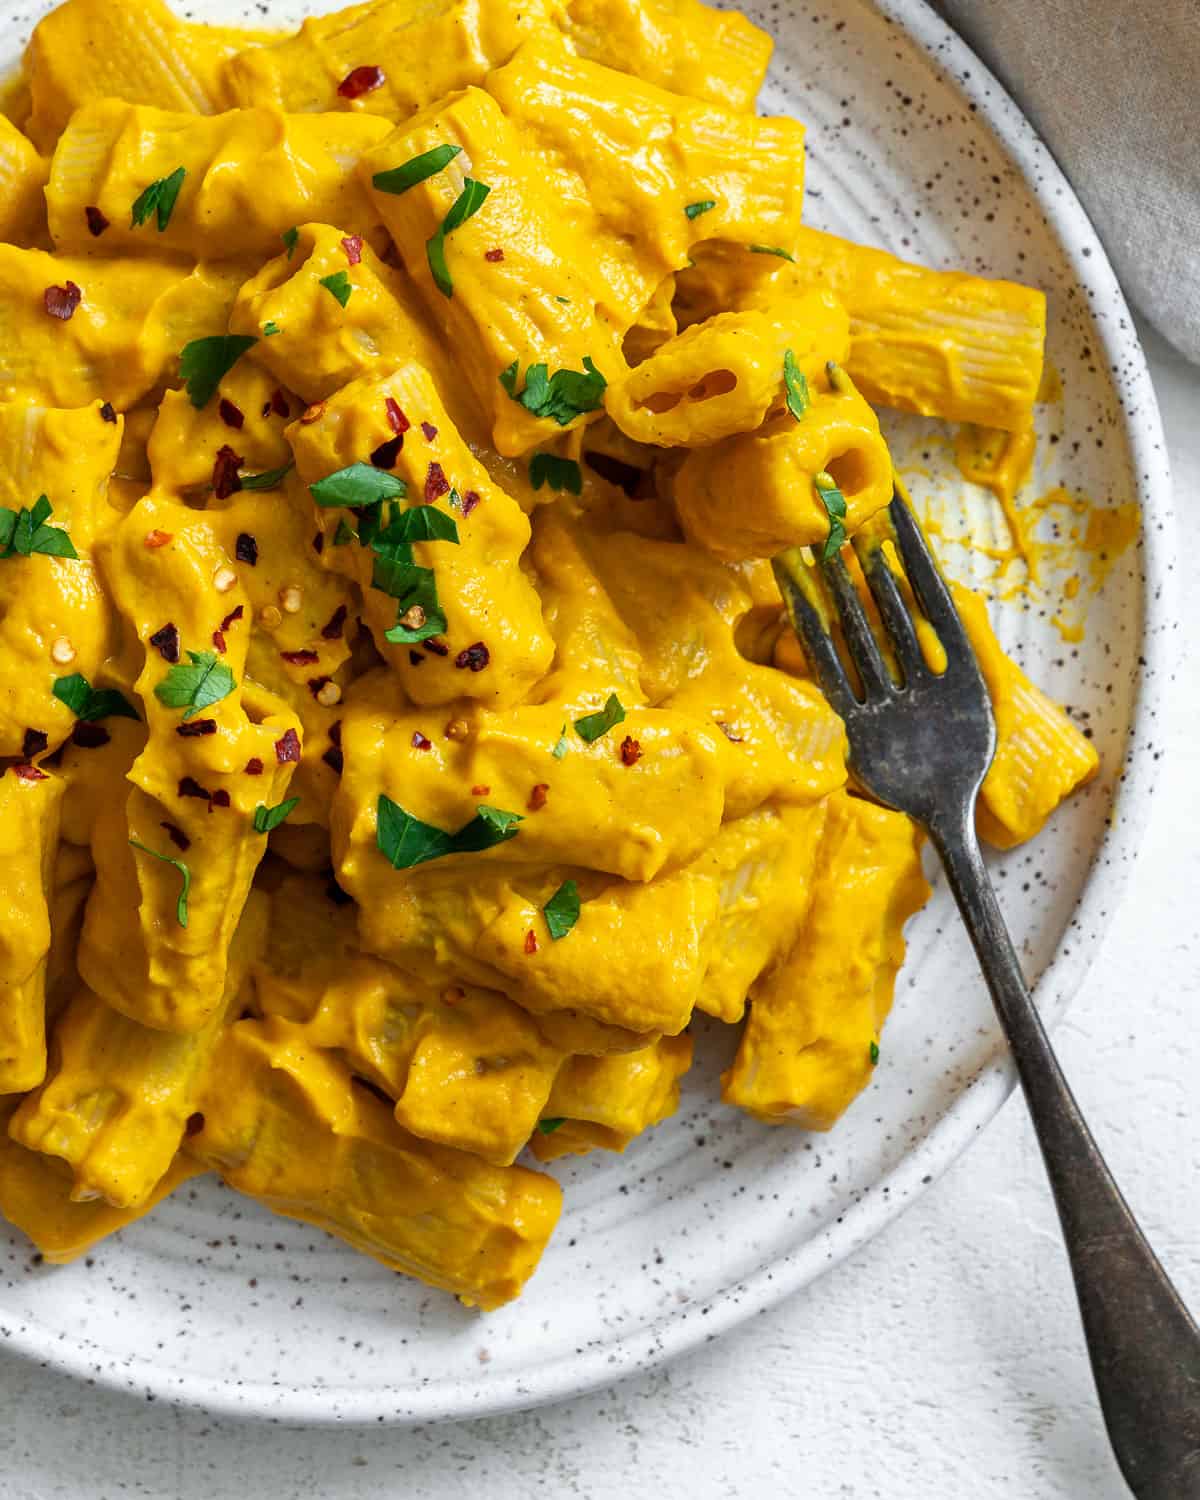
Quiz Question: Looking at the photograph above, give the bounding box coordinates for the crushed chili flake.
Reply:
[422,638,449,657]
[424,460,449,502]
[212,444,243,500]
[619,735,642,766]
[275,727,301,763]
[527,782,549,811]
[370,435,402,469]
[300,401,326,425]
[411,731,432,751]
[307,675,332,698]
[461,490,482,517]
[313,531,325,554]
[144,529,173,549]
[212,630,227,653]
[244,757,264,776]
[455,641,490,672]
[85,206,109,237]
[149,622,181,663]
[385,397,409,435]
[470,783,490,796]
[523,930,539,955]
[210,789,231,809]
[176,719,217,738]
[484,247,504,262]
[22,729,48,760]
[99,401,117,423]
[13,762,47,782]
[321,604,348,640]
[44,281,82,320]
[337,64,385,99]
[340,234,363,266]
[71,721,110,749]
[220,604,245,633]
[161,821,191,852]
[178,775,211,801]
[322,745,344,775]
[420,421,438,442]
[406,650,424,667]
[281,649,320,666]
[218,398,244,430]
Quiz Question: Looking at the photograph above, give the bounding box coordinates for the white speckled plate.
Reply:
[0,0,1175,1424]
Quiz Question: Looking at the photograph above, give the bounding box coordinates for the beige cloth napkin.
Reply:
[931,0,1200,365]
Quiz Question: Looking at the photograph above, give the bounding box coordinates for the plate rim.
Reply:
[0,0,1177,1424]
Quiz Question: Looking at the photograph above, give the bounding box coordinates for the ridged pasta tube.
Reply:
[0,770,63,1093]
[186,1015,563,1309]
[48,101,391,259]
[0,118,49,245]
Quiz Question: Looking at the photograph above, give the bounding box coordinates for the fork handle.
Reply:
[930,807,1200,1499]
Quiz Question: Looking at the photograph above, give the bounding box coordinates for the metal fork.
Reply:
[774,489,1200,1500]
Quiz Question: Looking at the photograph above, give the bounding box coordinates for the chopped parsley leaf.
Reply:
[783,349,809,421]
[239,463,293,491]
[333,519,356,546]
[543,879,580,940]
[379,561,446,643]
[529,453,582,495]
[179,335,257,409]
[310,464,406,509]
[263,320,281,337]
[537,1117,566,1135]
[870,1040,880,1065]
[427,177,491,297]
[128,838,191,927]
[499,357,607,426]
[814,469,848,561]
[253,797,300,834]
[750,244,795,261]
[53,673,139,723]
[574,693,625,743]
[130,167,185,232]
[380,507,459,544]
[685,199,716,219]
[281,226,299,257]
[153,650,236,721]
[0,495,78,560]
[371,143,462,196]
[551,724,569,759]
[319,270,353,308]
[376,794,522,869]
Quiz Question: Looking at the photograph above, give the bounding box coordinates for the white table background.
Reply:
[1,321,1196,1500]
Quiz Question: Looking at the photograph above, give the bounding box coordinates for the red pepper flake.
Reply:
[420,421,438,442]
[71,721,110,749]
[220,604,245,633]
[619,735,642,766]
[212,630,227,653]
[484,247,504,262]
[322,745,344,774]
[149,622,180,663]
[455,641,490,672]
[385,397,409,435]
[408,649,424,666]
[470,783,490,796]
[281,649,320,666]
[321,604,348,640]
[22,729,48,760]
[13,763,48,782]
[160,821,190,852]
[422,637,449,657]
[212,444,243,500]
[244,757,264,776]
[44,281,82,320]
[307,675,331,698]
[236,534,260,574]
[461,490,481,517]
[527,782,549,811]
[337,64,385,99]
[85,206,109,237]
[301,401,326,425]
[523,929,538,955]
[99,401,117,424]
[144,529,173,549]
[370,435,402,469]
[218,398,244,430]
[178,775,211,801]
[270,388,290,418]
[340,234,363,266]
[210,789,231,809]
[423,461,449,503]
[275,727,301,764]
[411,731,432,751]
[176,719,217,738]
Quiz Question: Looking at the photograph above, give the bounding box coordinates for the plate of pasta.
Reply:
[0,0,1171,1422]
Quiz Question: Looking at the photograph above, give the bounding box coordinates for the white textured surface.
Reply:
[0,322,1194,1496]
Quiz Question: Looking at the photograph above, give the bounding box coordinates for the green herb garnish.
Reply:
[319,270,353,308]
[53,673,139,723]
[783,349,809,421]
[239,463,293,491]
[380,507,459,544]
[179,335,257,409]
[574,693,625,744]
[529,453,582,495]
[281,226,299,257]
[263,320,281,337]
[310,464,406,509]
[814,469,848,561]
[499,357,607,426]
[750,244,795,261]
[253,797,300,834]
[537,1117,566,1135]
[371,143,462,196]
[379,562,446,643]
[551,724,569,760]
[685,199,716,220]
[0,495,78,560]
[130,167,185,232]
[153,650,236,721]
[427,177,491,297]
[376,795,522,869]
[333,519,355,546]
[129,838,191,927]
[543,879,580,941]
[869,1040,880,1066]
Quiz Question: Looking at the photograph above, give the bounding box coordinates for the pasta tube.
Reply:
[723,793,930,1130]
[0,118,48,245]
[47,102,391,260]
[187,1015,563,1309]
[0,769,63,1093]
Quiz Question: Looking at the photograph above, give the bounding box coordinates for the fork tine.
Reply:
[819,551,894,696]
[772,552,857,718]
[886,490,974,662]
[853,536,926,685]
